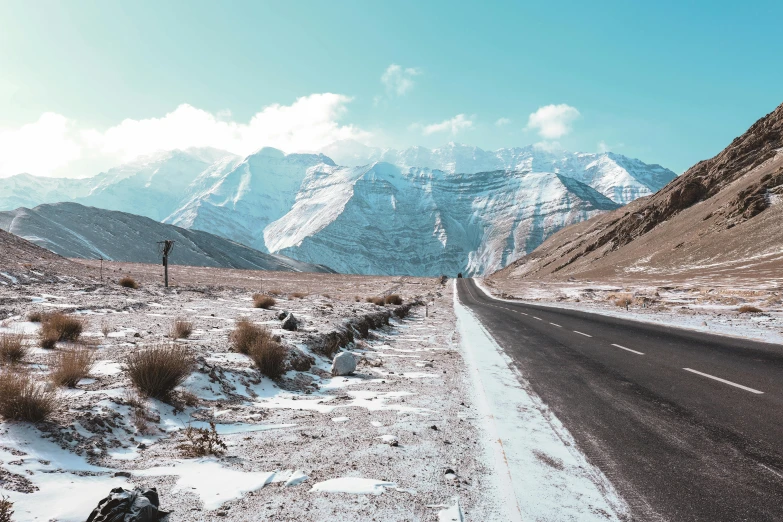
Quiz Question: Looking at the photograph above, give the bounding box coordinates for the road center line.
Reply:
[610,343,644,355]
[682,368,764,394]
[550,323,562,327]
[573,331,592,337]
[533,316,543,321]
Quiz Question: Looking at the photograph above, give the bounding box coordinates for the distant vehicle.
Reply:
[457,273,463,278]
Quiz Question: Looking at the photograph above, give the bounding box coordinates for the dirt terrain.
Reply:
[495,102,783,284]
[0,259,510,521]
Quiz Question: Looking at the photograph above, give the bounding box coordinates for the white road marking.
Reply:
[550,323,562,327]
[759,463,783,481]
[682,368,764,394]
[533,316,543,321]
[573,331,592,338]
[611,343,644,355]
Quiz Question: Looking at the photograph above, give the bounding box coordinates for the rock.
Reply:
[282,313,298,331]
[331,351,356,376]
[423,362,434,368]
[277,310,288,321]
[288,347,315,372]
[133,332,141,338]
[136,443,147,450]
[114,471,132,478]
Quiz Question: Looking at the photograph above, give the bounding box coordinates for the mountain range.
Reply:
[0,143,676,276]
[0,203,333,273]
[492,101,783,283]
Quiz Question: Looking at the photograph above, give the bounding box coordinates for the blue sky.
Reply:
[1,0,782,177]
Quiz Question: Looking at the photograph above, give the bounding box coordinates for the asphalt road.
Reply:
[456,278,783,521]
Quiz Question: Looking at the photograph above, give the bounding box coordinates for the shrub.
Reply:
[0,332,27,364]
[0,495,12,522]
[248,333,287,378]
[101,320,111,338]
[614,294,634,307]
[384,294,403,305]
[268,289,282,296]
[366,296,385,306]
[39,313,85,348]
[27,310,45,323]
[737,305,763,314]
[0,371,58,422]
[253,294,276,309]
[179,421,226,457]
[230,318,264,355]
[171,317,193,339]
[290,292,307,299]
[126,344,195,400]
[354,296,361,302]
[50,346,96,387]
[123,390,156,434]
[119,276,138,289]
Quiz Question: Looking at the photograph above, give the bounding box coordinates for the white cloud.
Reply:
[419,114,474,135]
[0,94,369,177]
[597,140,609,153]
[526,104,580,139]
[495,117,512,127]
[381,64,421,97]
[0,113,82,177]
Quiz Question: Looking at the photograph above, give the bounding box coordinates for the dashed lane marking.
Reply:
[611,343,644,355]
[573,331,592,338]
[682,368,763,394]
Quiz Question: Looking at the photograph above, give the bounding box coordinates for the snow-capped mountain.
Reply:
[164,148,335,252]
[321,141,675,205]
[264,162,620,276]
[0,143,675,276]
[0,202,333,273]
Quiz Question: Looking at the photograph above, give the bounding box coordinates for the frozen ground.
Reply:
[479,278,783,345]
[0,273,499,521]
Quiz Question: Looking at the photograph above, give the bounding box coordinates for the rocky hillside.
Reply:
[492,101,783,283]
[0,229,83,285]
[265,162,620,276]
[0,203,334,273]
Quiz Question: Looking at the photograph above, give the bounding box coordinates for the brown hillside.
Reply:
[493,101,783,284]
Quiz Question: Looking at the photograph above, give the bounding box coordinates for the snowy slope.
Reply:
[165,148,336,252]
[265,162,619,276]
[321,141,675,205]
[0,203,333,273]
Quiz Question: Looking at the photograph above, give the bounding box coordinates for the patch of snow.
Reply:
[310,477,398,495]
[134,458,276,511]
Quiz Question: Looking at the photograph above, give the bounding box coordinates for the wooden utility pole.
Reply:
[157,240,175,288]
[99,255,103,283]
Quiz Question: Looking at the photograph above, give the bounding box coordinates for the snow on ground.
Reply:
[0,276,508,521]
[478,278,783,345]
[454,282,630,521]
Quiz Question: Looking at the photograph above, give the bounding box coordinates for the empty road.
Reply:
[457,278,783,521]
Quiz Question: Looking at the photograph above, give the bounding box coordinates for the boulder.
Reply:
[282,313,298,331]
[277,310,288,321]
[331,351,356,376]
[288,347,315,371]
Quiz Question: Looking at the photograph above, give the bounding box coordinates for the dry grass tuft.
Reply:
[27,310,45,323]
[39,313,85,348]
[290,292,308,299]
[613,294,634,307]
[230,318,263,354]
[384,294,403,305]
[179,421,227,457]
[737,305,763,314]
[50,345,96,387]
[268,289,282,296]
[248,333,287,378]
[126,344,195,400]
[253,294,276,309]
[366,296,385,306]
[354,296,361,302]
[0,332,28,364]
[119,276,139,289]
[171,317,193,339]
[101,320,112,338]
[0,370,59,422]
[0,494,13,522]
[229,318,286,377]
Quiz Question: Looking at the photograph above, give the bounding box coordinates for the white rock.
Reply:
[331,351,356,376]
